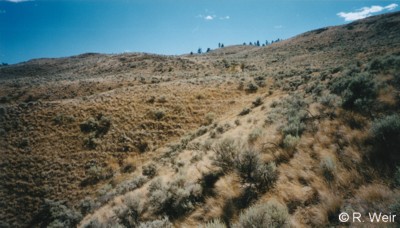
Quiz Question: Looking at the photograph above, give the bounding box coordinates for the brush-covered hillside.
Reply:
[1,11,400,228]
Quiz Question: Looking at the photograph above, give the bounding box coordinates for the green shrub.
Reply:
[235,148,260,181]
[138,217,173,228]
[394,166,400,187]
[80,114,111,137]
[81,218,102,228]
[53,114,75,125]
[253,162,277,191]
[205,112,216,125]
[80,117,96,132]
[212,138,240,172]
[239,108,251,116]
[121,162,136,173]
[135,139,150,153]
[389,199,400,225]
[196,126,208,137]
[79,197,96,215]
[81,165,113,186]
[330,73,377,112]
[318,94,339,107]
[283,134,300,149]
[235,149,277,191]
[143,163,158,178]
[371,114,400,162]
[116,175,147,195]
[245,82,258,93]
[248,128,263,143]
[147,177,203,218]
[158,96,167,103]
[153,109,166,120]
[35,199,82,228]
[254,75,266,87]
[17,137,29,148]
[213,139,277,191]
[252,97,263,107]
[113,204,140,227]
[274,95,309,138]
[83,135,99,149]
[234,199,289,228]
[368,55,400,73]
[282,115,306,137]
[234,119,241,126]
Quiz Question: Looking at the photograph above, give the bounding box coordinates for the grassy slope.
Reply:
[1,11,400,227]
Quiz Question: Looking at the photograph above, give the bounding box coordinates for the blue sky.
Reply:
[0,0,398,64]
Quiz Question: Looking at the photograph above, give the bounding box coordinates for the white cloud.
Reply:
[274,25,283,29]
[197,11,229,21]
[204,15,214,20]
[4,0,33,2]
[385,3,398,10]
[337,3,398,21]
[197,14,216,21]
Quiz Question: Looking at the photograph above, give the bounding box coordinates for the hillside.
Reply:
[1,11,400,227]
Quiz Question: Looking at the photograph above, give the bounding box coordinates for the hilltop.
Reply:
[1,11,400,227]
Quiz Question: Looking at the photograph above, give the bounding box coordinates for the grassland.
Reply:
[1,11,400,227]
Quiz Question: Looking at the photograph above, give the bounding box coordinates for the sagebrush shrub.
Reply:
[79,197,96,215]
[248,128,263,143]
[153,109,166,120]
[234,199,289,228]
[394,166,400,187]
[246,82,258,93]
[37,199,82,228]
[252,97,263,107]
[81,165,113,186]
[138,217,173,228]
[282,115,306,137]
[213,138,277,191]
[389,199,400,224]
[235,149,276,190]
[318,94,339,107]
[212,138,240,172]
[371,114,400,162]
[83,135,99,149]
[330,73,377,112]
[147,177,203,218]
[116,175,147,195]
[253,162,277,191]
[235,148,260,181]
[80,114,111,138]
[368,55,400,73]
[239,108,251,116]
[205,112,216,125]
[80,117,97,133]
[283,134,300,149]
[142,163,158,178]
